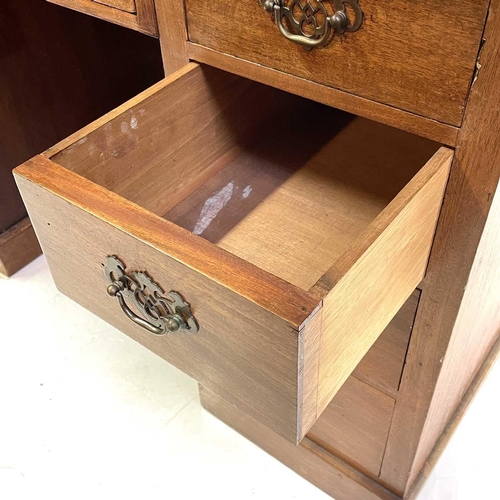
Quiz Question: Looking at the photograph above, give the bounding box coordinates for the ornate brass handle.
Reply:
[104,255,199,335]
[260,0,363,49]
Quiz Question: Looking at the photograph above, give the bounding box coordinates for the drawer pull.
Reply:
[104,255,199,335]
[260,0,363,49]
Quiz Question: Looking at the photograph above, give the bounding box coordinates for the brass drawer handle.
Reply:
[104,255,199,335]
[260,0,363,49]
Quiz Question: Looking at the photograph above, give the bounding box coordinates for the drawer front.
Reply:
[186,0,487,126]
[15,63,450,445]
[47,0,157,35]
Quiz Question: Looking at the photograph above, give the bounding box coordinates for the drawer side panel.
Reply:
[314,148,452,415]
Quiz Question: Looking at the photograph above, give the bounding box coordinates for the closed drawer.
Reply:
[47,0,157,35]
[186,0,488,126]
[14,63,451,444]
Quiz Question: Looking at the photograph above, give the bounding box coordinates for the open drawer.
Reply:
[14,63,452,444]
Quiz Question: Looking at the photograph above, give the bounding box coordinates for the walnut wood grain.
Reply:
[187,44,459,147]
[93,0,136,14]
[308,376,395,478]
[185,0,488,126]
[47,0,157,36]
[0,0,163,234]
[200,386,401,500]
[410,174,500,487]
[407,333,500,500]
[51,64,288,218]
[306,291,419,477]
[15,62,451,445]
[15,146,434,444]
[312,148,452,415]
[166,106,440,290]
[352,290,419,398]
[15,156,318,443]
[380,0,500,493]
[155,0,190,73]
[0,218,42,278]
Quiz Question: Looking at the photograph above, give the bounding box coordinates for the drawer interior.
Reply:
[51,64,440,295]
[19,63,450,443]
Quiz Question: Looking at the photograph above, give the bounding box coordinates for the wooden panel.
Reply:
[15,156,319,444]
[14,151,442,445]
[18,156,316,326]
[0,0,163,233]
[410,178,500,485]
[308,377,395,478]
[188,44,459,147]
[155,0,190,74]
[47,0,157,36]
[312,149,451,414]
[0,218,42,278]
[51,64,288,218]
[353,290,419,398]
[186,0,488,125]
[201,331,500,500]
[200,386,401,500]
[14,63,450,446]
[44,64,198,158]
[305,292,420,476]
[407,334,500,499]
[380,0,500,493]
[298,303,323,439]
[93,0,136,14]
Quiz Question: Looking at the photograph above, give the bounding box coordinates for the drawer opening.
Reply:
[17,63,452,443]
[49,64,441,295]
[164,102,440,292]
